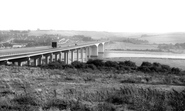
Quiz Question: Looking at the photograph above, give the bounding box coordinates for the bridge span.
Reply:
[0,41,108,66]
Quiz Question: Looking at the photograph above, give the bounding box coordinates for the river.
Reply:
[103,51,185,59]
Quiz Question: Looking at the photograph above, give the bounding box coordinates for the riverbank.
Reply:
[103,51,185,70]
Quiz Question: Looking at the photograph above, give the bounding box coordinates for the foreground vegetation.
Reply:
[0,59,185,111]
[41,59,184,76]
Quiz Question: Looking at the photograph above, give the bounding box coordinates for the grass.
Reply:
[0,65,185,110]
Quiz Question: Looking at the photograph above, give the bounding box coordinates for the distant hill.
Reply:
[138,32,185,44]
[28,30,185,44]
[28,30,143,39]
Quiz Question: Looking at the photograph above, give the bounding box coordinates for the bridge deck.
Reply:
[0,41,107,61]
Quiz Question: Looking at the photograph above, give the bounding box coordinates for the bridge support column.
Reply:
[12,61,15,65]
[44,55,49,65]
[54,53,58,62]
[98,42,105,58]
[49,53,53,63]
[38,55,43,65]
[76,49,79,61]
[81,48,84,62]
[27,57,31,66]
[85,47,91,61]
[33,58,38,66]
[88,47,91,59]
[71,50,74,63]
[59,52,62,61]
[64,51,69,64]
[18,61,22,66]
[90,44,98,59]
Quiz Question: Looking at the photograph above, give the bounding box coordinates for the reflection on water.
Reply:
[104,51,185,59]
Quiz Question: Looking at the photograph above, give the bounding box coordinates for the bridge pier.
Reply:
[12,61,15,65]
[64,51,69,64]
[18,61,23,66]
[70,50,74,63]
[76,49,79,61]
[81,48,84,62]
[49,53,53,63]
[38,55,43,65]
[90,44,98,59]
[27,57,31,66]
[44,54,49,65]
[53,52,61,62]
[59,52,62,61]
[88,47,91,59]
[86,47,91,61]
[98,42,105,58]
[30,55,43,66]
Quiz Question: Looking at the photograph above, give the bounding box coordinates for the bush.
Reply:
[71,61,87,69]
[137,66,151,73]
[152,62,161,67]
[87,59,104,67]
[63,64,74,69]
[87,64,97,70]
[171,67,181,74]
[119,61,137,68]
[104,61,118,68]
[161,64,171,73]
[140,61,153,67]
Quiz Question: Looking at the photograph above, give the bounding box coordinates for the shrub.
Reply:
[171,67,181,74]
[140,61,153,67]
[104,61,118,68]
[150,66,161,73]
[119,60,137,68]
[137,66,151,73]
[47,61,63,69]
[63,64,74,69]
[87,64,97,70]
[87,59,104,67]
[152,62,162,68]
[161,64,171,73]
[71,61,87,69]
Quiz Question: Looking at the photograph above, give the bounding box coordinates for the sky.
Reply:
[0,0,185,33]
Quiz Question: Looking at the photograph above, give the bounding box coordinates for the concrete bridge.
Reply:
[0,40,108,66]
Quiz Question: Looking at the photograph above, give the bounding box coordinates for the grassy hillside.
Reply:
[28,30,144,39]
[29,30,185,44]
[138,33,185,44]
[0,64,185,111]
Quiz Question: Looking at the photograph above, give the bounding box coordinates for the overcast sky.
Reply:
[0,0,185,33]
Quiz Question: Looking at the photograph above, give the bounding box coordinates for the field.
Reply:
[0,64,185,111]
[105,41,158,50]
[139,33,185,44]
